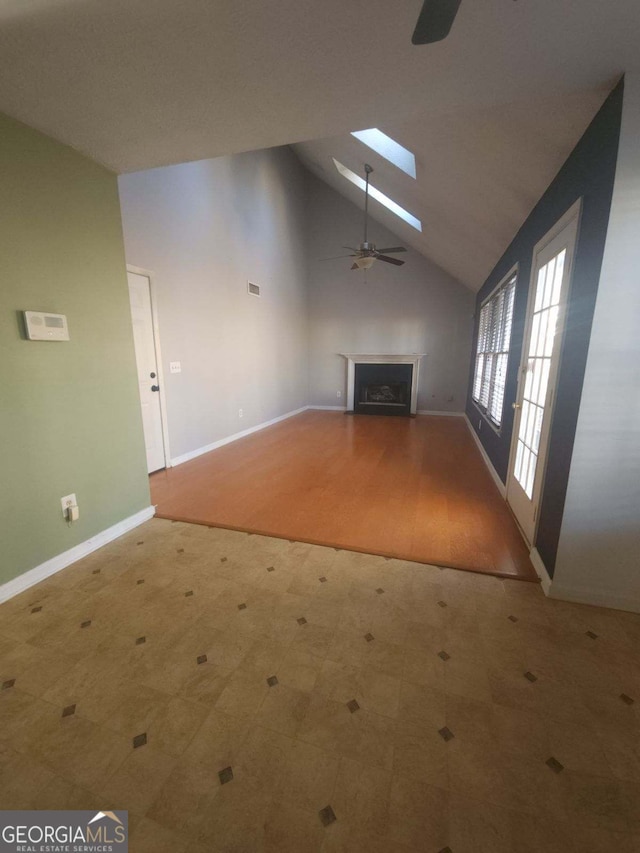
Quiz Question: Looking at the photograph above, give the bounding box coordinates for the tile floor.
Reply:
[1,518,639,852]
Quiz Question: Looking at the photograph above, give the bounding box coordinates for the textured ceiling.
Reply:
[292,88,610,290]
[0,0,637,174]
[0,0,637,288]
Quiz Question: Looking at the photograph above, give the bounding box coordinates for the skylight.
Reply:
[332,158,422,232]
[351,128,417,179]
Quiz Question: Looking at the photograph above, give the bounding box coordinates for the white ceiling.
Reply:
[1,0,638,288]
[292,88,610,289]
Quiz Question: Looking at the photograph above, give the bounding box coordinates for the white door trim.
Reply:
[127,265,172,469]
[505,198,582,544]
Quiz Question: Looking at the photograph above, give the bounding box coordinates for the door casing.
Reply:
[506,199,582,545]
[127,265,172,472]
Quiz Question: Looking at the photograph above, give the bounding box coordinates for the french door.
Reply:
[506,201,581,544]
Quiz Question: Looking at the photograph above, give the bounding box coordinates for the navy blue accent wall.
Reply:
[465,81,623,577]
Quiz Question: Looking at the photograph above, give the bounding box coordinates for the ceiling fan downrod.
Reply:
[363,163,373,245]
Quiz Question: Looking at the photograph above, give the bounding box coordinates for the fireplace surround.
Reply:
[340,353,426,416]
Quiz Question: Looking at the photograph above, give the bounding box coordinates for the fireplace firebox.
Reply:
[354,363,413,417]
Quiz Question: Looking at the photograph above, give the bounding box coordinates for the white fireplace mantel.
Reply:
[339,353,426,415]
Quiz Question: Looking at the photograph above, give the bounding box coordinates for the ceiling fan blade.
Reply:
[318,254,357,260]
[376,246,407,254]
[350,263,359,270]
[412,0,461,45]
[342,245,359,252]
[377,255,405,266]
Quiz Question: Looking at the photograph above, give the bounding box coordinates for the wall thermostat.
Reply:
[24,311,70,341]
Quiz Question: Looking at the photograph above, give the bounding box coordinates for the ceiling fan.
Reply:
[321,164,407,271]
[412,0,461,45]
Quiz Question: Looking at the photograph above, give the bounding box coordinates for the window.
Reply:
[350,129,417,179]
[332,158,422,232]
[472,271,517,428]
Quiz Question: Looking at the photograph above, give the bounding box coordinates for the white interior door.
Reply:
[506,202,580,544]
[127,271,166,473]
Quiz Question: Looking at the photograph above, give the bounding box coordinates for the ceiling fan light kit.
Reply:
[353,256,375,270]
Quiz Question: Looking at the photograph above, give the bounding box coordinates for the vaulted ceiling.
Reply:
[1,0,638,288]
[292,88,610,289]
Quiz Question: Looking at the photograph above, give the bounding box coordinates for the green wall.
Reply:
[0,112,150,586]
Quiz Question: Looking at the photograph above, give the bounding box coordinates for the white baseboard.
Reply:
[0,506,155,604]
[547,582,640,614]
[531,547,640,612]
[171,406,309,466]
[307,405,347,411]
[306,406,465,416]
[529,547,552,595]
[463,414,507,497]
[307,407,465,416]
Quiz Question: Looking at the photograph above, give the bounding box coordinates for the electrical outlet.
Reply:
[170,361,181,374]
[60,493,77,518]
[239,408,243,418]
[337,390,342,398]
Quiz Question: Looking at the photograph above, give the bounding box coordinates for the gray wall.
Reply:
[553,73,640,612]
[306,175,474,412]
[118,147,309,461]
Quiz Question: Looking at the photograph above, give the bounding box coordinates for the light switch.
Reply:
[170,361,181,374]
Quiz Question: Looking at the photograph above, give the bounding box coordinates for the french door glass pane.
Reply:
[514,249,566,499]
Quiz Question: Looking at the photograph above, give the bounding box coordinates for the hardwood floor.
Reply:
[150,411,538,581]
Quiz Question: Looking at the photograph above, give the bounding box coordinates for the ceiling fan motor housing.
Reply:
[360,242,376,255]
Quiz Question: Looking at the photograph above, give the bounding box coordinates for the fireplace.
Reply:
[354,363,413,416]
[340,353,426,417]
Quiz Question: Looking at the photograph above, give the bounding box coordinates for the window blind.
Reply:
[472,273,516,427]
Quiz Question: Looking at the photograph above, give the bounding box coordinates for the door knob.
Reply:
[151,385,159,392]
[512,402,521,409]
